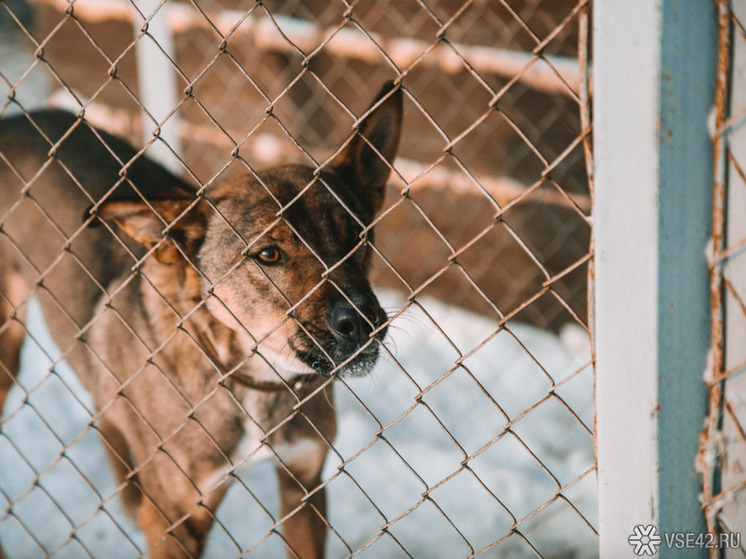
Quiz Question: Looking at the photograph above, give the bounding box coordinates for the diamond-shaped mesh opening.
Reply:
[0,0,595,557]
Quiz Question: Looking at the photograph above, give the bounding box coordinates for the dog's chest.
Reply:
[233,390,277,465]
[229,389,321,465]
[199,387,326,498]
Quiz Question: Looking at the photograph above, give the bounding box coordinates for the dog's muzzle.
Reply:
[296,297,388,378]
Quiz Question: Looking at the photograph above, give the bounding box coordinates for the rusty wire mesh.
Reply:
[0,0,596,557]
[700,1,746,555]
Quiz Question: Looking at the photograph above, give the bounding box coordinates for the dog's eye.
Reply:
[254,247,283,265]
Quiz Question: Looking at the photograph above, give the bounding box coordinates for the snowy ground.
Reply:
[0,291,597,559]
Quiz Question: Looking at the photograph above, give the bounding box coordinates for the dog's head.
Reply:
[94,82,402,380]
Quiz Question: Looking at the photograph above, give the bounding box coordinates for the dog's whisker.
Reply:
[381,336,399,360]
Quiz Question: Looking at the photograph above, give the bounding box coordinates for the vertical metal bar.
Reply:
[718,0,746,538]
[594,0,716,556]
[132,0,182,174]
[700,0,730,546]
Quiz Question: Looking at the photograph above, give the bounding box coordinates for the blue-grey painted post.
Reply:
[594,1,716,556]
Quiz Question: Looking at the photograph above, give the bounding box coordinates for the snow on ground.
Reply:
[0,20,50,118]
[0,291,597,558]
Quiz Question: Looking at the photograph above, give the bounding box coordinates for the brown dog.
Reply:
[0,81,402,558]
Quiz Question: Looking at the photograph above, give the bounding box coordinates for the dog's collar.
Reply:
[187,321,323,393]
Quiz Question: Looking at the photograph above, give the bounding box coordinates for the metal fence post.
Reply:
[132,0,183,173]
[594,0,716,556]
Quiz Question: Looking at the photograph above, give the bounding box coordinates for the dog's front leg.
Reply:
[275,440,329,559]
[133,454,229,559]
[139,497,208,559]
[138,485,229,559]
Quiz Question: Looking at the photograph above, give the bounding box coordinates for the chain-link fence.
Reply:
[701,0,746,552]
[0,0,595,557]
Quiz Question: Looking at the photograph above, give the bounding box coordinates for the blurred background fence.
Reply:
[1,0,596,557]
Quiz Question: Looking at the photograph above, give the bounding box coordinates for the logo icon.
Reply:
[628,525,662,556]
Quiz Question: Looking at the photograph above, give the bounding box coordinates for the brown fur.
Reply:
[0,82,403,558]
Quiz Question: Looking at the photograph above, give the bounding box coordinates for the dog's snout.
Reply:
[329,300,382,345]
[330,302,370,344]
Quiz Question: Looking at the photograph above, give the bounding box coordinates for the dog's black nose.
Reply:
[329,300,378,345]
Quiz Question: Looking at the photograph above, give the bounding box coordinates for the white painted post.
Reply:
[132,0,183,174]
[594,1,716,557]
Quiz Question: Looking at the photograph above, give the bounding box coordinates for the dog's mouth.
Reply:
[291,319,387,379]
[295,343,382,378]
[285,296,388,379]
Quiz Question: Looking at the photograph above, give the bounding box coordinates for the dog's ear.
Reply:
[89,189,208,265]
[331,80,403,216]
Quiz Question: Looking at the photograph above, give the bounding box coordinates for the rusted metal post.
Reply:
[701,0,746,543]
[594,0,716,556]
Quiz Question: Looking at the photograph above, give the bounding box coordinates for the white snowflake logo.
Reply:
[628,524,662,556]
